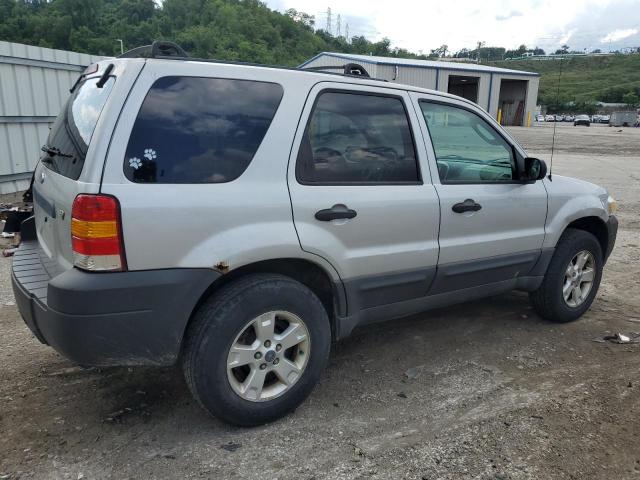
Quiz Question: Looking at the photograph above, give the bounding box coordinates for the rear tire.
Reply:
[182,273,331,426]
[530,229,603,322]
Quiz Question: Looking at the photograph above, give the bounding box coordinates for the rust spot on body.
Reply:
[214,261,230,273]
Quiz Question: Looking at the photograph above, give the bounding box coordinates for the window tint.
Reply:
[297,92,419,183]
[43,76,115,180]
[420,102,516,183]
[124,77,283,183]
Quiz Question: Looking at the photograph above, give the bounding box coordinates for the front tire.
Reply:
[182,274,331,426]
[530,229,603,322]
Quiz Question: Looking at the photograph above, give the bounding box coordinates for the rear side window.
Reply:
[124,77,283,183]
[42,76,115,180]
[296,91,420,184]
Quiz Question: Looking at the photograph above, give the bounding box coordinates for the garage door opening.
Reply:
[448,75,479,103]
[498,79,528,126]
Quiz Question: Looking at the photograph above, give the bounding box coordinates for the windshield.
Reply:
[42,76,115,180]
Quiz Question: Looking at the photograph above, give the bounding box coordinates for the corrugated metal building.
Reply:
[0,41,105,194]
[301,52,540,128]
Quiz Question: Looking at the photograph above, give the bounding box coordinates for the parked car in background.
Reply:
[536,114,545,122]
[599,115,610,124]
[11,43,619,426]
[545,114,555,122]
[564,115,575,122]
[609,111,636,127]
[574,115,591,127]
[555,114,564,122]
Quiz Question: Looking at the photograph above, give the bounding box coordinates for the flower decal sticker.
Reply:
[144,148,157,161]
[129,157,142,169]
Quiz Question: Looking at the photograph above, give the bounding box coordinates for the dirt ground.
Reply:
[1,123,639,480]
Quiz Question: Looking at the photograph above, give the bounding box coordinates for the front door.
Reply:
[411,93,548,293]
[288,83,440,313]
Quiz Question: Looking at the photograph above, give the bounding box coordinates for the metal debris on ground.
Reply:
[592,332,640,344]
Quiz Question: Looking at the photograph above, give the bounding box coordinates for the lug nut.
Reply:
[260,363,267,370]
[254,352,262,359]
[276,344,282,352]
[273,358,279,365]
[264,340,271,348]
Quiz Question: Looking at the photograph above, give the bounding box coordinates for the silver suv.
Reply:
[12,43,618,426]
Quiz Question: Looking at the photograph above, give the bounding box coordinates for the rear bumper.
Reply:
[605,215,618,262]
[12,240,220,366]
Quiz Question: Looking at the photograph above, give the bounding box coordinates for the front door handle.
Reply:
[452,199,482,213]
[315,204,357,221]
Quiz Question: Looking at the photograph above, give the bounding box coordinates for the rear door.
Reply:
[288,83,440,313]
[410,93,548,292]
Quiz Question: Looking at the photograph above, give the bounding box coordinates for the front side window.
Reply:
[297,91,420,184]
[420,102,516,183]
[124,77,283,183]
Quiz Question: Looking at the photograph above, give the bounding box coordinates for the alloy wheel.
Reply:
[563,250,596,308]
[226,311,310,402]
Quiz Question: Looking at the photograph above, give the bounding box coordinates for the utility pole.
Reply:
[336,14,341,37]
[476,41,485,64]
[326,7,332,35]
[116,39,124,55]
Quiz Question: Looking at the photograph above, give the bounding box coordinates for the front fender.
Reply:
[543,175,608,249]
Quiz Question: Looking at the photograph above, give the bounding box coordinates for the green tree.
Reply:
[622,92,639,108]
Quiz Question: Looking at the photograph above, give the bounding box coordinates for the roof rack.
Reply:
[303,63,372,78]
[116,41,388,83]
[118,40,189,59]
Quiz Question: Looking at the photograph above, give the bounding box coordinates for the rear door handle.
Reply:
[452,199,482,213]
[315,204,357,221]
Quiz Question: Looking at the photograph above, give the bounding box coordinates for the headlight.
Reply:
[607,195,618,215]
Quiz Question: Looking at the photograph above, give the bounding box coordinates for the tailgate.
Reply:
[33,61,137,269]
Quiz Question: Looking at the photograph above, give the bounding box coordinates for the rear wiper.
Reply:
[41,144,73,158]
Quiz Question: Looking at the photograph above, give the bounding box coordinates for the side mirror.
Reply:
[522,157,547,183]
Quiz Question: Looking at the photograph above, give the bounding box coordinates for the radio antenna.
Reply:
[549,56,564,181]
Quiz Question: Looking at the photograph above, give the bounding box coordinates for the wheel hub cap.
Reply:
[226,310,310,402]
[563,250,596,308]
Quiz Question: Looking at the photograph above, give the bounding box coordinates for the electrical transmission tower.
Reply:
[345,23,349,42]
[326,7,332,35]
[336,14,341,37]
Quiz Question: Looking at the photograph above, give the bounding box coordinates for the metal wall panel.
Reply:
[375,64,438,89]
[0,41,106,194]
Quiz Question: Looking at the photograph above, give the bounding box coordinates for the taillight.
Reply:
[71,194,126,271]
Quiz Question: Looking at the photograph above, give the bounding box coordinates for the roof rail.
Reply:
[115,41,388,83]
[118,40,189,59]
[303,62,372,78]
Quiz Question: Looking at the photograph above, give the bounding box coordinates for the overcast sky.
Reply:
[265,0,640,54]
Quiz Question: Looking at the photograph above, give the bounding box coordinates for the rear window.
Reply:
[42,76,115,180]
[124,77,284,183]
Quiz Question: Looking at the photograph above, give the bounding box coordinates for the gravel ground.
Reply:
[1,123,639,480]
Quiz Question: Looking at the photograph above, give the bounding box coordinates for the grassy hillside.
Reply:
[492,55,640,109]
